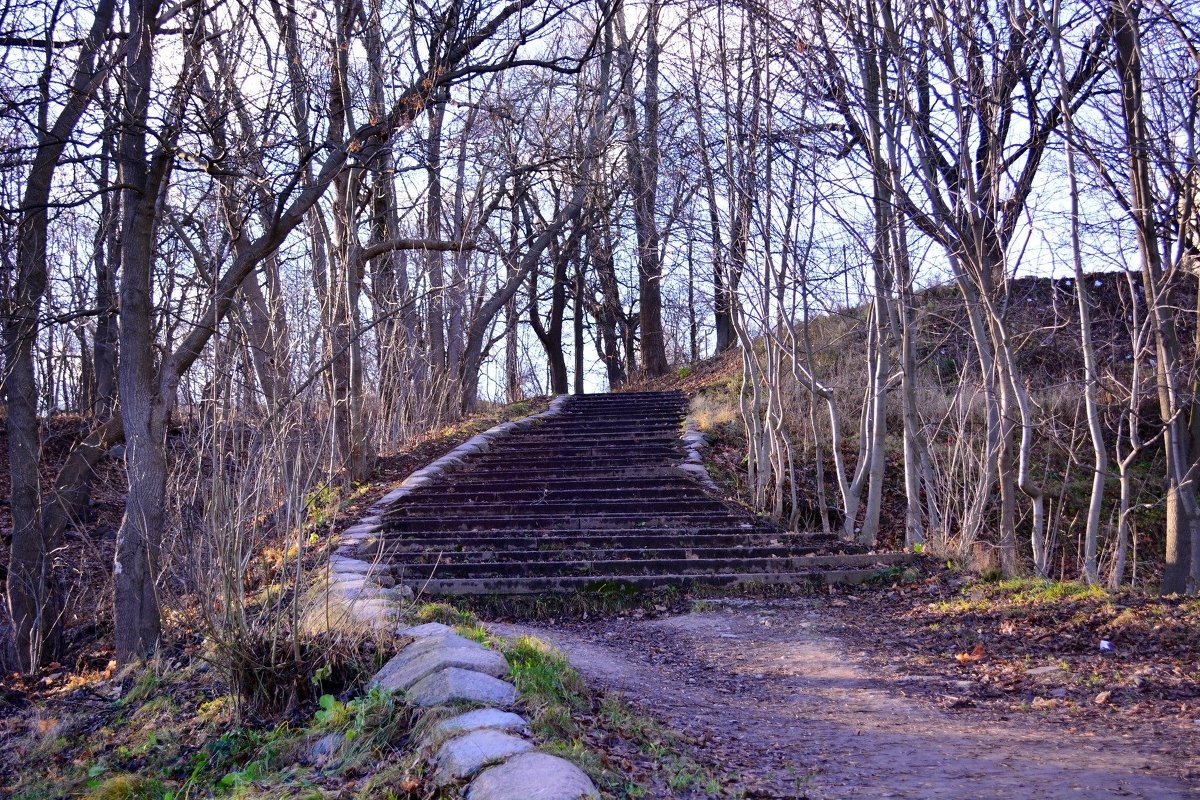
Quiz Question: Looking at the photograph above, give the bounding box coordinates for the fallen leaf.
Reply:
[955,643,986,663]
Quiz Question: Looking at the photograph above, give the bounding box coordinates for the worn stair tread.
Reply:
[369,527,816,546]
[383,543,861,567]
[407,564,912,595]
[378,513,759,530]
[378,541,844,560]
[391,552,909,579]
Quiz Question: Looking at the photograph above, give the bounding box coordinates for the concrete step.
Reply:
[382,542,851,567]
[405,557,913,595]
[370,528,807,550]
[377,512,758,532]
[406,475,704,494]
[387,497,734,518]
[472,443,684,459]
[459,458,683,472]
[398,486,716,505]
[392,552,909,580]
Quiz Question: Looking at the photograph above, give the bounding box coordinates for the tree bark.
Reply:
[4,0,117,671]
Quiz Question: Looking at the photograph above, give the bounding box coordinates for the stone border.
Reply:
[323,395,572,626]
[371,621,600,799]
[677,413,720,491]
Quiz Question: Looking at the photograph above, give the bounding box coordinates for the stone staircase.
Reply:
[363,391,908,595]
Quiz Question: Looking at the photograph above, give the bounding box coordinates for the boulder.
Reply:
[433,729,533,785]
[429,709,530,745]
[372,644,508,692]
[406,667,518,708]
[467,753,599,800]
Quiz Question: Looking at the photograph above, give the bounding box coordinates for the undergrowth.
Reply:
[5,654,424,800]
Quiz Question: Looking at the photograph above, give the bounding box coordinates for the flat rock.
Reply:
[467,753,599,800]
[1027,665,1064,678]
[329,556,374,573]
[404,633,484,659]
[430,709,530,744]
[372,644,508,692]
[406,667,517,708]
[337,598,396,625]
[434,729,533,785]
[398,621,455,639]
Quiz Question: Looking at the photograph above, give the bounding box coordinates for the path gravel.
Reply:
[493,598,1196,799]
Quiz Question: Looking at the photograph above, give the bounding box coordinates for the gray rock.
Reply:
[434,729,533,785]
[308,732,345,766]
[467,753,599,800]
[341,598,396,626]
[354,538,384,559]
[430,709,530,744]
[405,634,487,662]
[374,487,410,507]
[406,667,517,708]
[463,434,492,452]
[341,523,379,540]
[1027,665,1063,678]
[372,644,508,692]
[398,621,455,639]
[329,556,374,573]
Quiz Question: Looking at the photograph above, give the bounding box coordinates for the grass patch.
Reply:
[985,578,1108,604]
[503,636,587,712]
[84,775,168,800]
[414,601,480,627]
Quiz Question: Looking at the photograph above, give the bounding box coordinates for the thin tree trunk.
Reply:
[4,0,117,670]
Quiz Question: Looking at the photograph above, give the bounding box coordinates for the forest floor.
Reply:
[488,568,1200,799]
[5,377,1200,798]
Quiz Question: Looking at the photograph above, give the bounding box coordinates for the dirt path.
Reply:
[492,598,1197,799]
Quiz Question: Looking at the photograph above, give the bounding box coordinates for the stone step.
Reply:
[472,442,684,458]
[540,412,683,423]
[405,475,703,494]
[486,431,683,446]
[457,457,683,471]
[398,486,716,505]
[407,559,913,595]
[371,528,805,550]
[392,552,906,580]
[386,498,735,519]
[541,417,681,429]
[423,466,687,482]
[377,512,759,532]
[545,401,684,411]
[381,542,848,567]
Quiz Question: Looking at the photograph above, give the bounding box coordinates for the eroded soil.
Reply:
[494,597,1200,799]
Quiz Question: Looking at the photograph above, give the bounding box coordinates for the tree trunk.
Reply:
[615,0,668,377]
[4,0,117,671]
[1113,0,1196,593]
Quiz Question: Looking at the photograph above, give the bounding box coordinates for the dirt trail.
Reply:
[492,598,1196,799]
